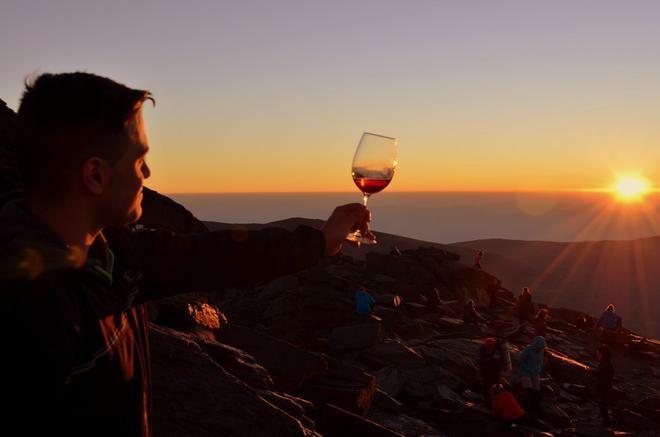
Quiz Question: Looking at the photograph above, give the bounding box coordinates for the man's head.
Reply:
[531,336,546,351]
[490,383,504,397]
[15,72,153,227]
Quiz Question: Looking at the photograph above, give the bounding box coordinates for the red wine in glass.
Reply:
[353,177,392,194]
[347,132,397,244]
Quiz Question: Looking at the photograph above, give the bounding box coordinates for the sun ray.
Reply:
[541,200,620,308]
[528,197,615,296]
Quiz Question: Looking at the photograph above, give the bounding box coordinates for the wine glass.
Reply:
[347,132,397,244]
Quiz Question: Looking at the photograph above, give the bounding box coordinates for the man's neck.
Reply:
[25,196,101,259]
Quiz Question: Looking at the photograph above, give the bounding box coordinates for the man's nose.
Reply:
[142,162,151,179]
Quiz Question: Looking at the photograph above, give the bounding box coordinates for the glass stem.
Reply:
[362,193,371,235]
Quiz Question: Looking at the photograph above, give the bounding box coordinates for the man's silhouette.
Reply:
[0,72,370,436]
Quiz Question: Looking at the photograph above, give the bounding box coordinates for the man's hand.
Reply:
[321,203,371,257]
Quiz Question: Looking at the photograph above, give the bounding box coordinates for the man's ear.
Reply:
[81,156,111,195]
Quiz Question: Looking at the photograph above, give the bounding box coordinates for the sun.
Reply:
[612,176,651,202]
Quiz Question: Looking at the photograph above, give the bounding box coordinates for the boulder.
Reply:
[414,340,479,387]
[433,385,465,409]
[366,411,439,436]
[328,321,383,351]
[366,252,389,274]
[375,366,407,398]
[374,294,402,309]
[400,367,442,402]
[258,274,300,302]
[546,349,592,384]
[258,391,317,431]
[318,403,404,437]
[416,405,499,436]
[149,294,227,331]
[297,266,349,289]
[298,285,355,329]
[300,357,376,415]
[150,325,318,437]
[562,383,591,399]
[615,408,659,431]
[394,318,437,340]
[217,324,327,392]
[360,339,426,369]
[373,388,404,414]
[539,400,573,428]
[199,338,273,390]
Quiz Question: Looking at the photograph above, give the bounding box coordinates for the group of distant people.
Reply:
[472,284,620,429]
[353,250,623,430]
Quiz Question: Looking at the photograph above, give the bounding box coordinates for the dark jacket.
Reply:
[596,360,614,396]
[533,317,547,337]
[476,344,502,380]
[517,292,534,319]
[0,192,325,437]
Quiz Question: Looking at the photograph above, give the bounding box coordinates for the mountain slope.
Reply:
[452,237,660,338]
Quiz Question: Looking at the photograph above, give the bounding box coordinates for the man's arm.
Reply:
[131,225,325,300]
[129,203,370,301]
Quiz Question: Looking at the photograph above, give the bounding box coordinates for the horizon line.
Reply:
[160,188,633,195]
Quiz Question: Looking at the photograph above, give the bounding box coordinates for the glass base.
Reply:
[346,231,377,245]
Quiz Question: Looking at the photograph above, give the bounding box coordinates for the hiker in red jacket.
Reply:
[0,72,371,437]
[490,383,525,425]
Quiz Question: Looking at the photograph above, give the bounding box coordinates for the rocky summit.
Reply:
[0,101,658,436]
[147,241,660,437]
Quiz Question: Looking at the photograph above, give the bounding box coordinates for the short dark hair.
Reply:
[14,72,153,197]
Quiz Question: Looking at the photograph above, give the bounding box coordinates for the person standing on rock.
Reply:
[463,299,486,325]
[517,336,546,416]
[533,309,549,338]
[0,72,371,437]
[354,285,375,320]
[597,304,622,331]
[476,338,504,405]
[576,314,594,333]
[593,344,614,426]
[473,250,484,269]
[516,287,535,323]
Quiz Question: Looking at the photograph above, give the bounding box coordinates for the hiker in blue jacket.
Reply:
[518,336,547,415]
[597,304,622,331]
[355,286,375,319]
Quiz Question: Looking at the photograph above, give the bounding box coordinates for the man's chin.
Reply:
[124,207,143,226]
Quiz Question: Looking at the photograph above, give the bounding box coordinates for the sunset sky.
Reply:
[2,1,660,193]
